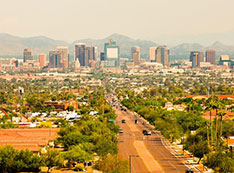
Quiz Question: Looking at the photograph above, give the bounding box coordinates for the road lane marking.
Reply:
[132,137,150,173]
[134,140,165,173]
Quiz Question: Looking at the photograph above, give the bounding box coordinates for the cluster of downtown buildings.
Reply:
[0,38,233,71]
[189,50,234,69]
[0,39,171,71]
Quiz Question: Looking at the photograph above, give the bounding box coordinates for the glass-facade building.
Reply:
[103,40,120,68]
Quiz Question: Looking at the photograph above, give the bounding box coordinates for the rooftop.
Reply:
[0,128,59,152]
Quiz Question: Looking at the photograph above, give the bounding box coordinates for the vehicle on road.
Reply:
[121,119,126,123]
[119,129,123,133]
[185,169,194,173]
[135,119,138,124]
[142,130,151,135]
[121,107,127,111]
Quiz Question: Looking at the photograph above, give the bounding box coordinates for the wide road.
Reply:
[116,108,190,173]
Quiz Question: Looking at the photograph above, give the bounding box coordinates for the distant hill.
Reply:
[157,30,234,46]
[170,41,234,60]
[0,33,68,57]
[0,33,234,60]
[72,33,157,58]
[170,43,204,59]
[0,33,157,58]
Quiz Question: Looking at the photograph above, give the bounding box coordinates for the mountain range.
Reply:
[0,33,234,60]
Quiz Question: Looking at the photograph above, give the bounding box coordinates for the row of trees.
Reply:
[0,146,61,173]
[55,88,128,172]
[0,88,128,172]
[119,88,234,172]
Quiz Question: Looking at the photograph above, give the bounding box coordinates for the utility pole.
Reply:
[129,155,139,173]
[19,87,24,120]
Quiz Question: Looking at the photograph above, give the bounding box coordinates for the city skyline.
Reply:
[0,0,234,45]
[1,0,234,172]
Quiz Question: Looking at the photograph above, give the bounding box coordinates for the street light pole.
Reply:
[19,87,24,119]
[129,155,139,173]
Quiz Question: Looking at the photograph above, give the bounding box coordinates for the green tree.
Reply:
[212,97,225,146]
[94,154,129,173]
[0,145,18,173]
[0,91,7,104]
[42,149,63,172]
[0,146,42,173]
[217,112,226,138]
[64,145,93,167]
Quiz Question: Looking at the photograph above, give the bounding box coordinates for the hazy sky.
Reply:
[0,0,234,44]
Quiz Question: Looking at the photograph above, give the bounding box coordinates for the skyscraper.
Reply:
[38,53,46,69]
[103,39,120,67]
[155,46,170,66]
[85,46,95,67]
[23,49,33,62]
[190,51,204,62]
[131,46,140,65]
[75,43,95,67]
[206,49,216,65]
[149,47,157,62]
[190,52,201,68]
[56,46,69,69]
[75,43,86,67]
[49,51,63,68]
[100,52,105,61]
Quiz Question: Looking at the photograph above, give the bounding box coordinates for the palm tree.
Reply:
[186,98,197,113]
[217,112,226,138]
[212,96,225,146]
[205,98,215,146]
[206,121,210,147]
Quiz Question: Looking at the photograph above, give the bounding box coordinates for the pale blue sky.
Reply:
[0,0,234,45]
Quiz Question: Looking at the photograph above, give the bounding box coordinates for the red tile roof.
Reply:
[0,128,59,152]
[227,138,234,146]
[186,95,234,99]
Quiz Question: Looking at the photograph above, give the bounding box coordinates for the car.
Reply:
[142,130,151,135]
[185,169,194,173]
[135,120,138,124]
[146,131,152,135]
[119,129,123,133]
[121,119,126,123]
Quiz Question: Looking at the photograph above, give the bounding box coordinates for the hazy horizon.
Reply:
[1,0,234,46]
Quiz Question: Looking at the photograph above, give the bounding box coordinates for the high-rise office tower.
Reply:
[103,39,120,67]
[149,47,157,62]
[155,46,170,66]
[191,52,201,68]
[38,53,46,69]
[49,51,63,68]
[56,46,69,69]
[206,50,216,65]
[23,49,33,62]
[75,43,95,67]
[100,52,105,61]
[85,46,95,67]
[199,51,204,62]
[75,43,86,67]
[131,46,140,65]
[190,51,204,62]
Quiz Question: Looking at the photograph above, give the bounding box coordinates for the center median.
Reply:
[134,140,164,173]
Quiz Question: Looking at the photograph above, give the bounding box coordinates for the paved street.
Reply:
[116,108,189,173]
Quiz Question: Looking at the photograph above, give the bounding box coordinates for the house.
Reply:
[186,95,234,100]
[0,128,59,152]
[227,136,234,148]
[164,102,186,111]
